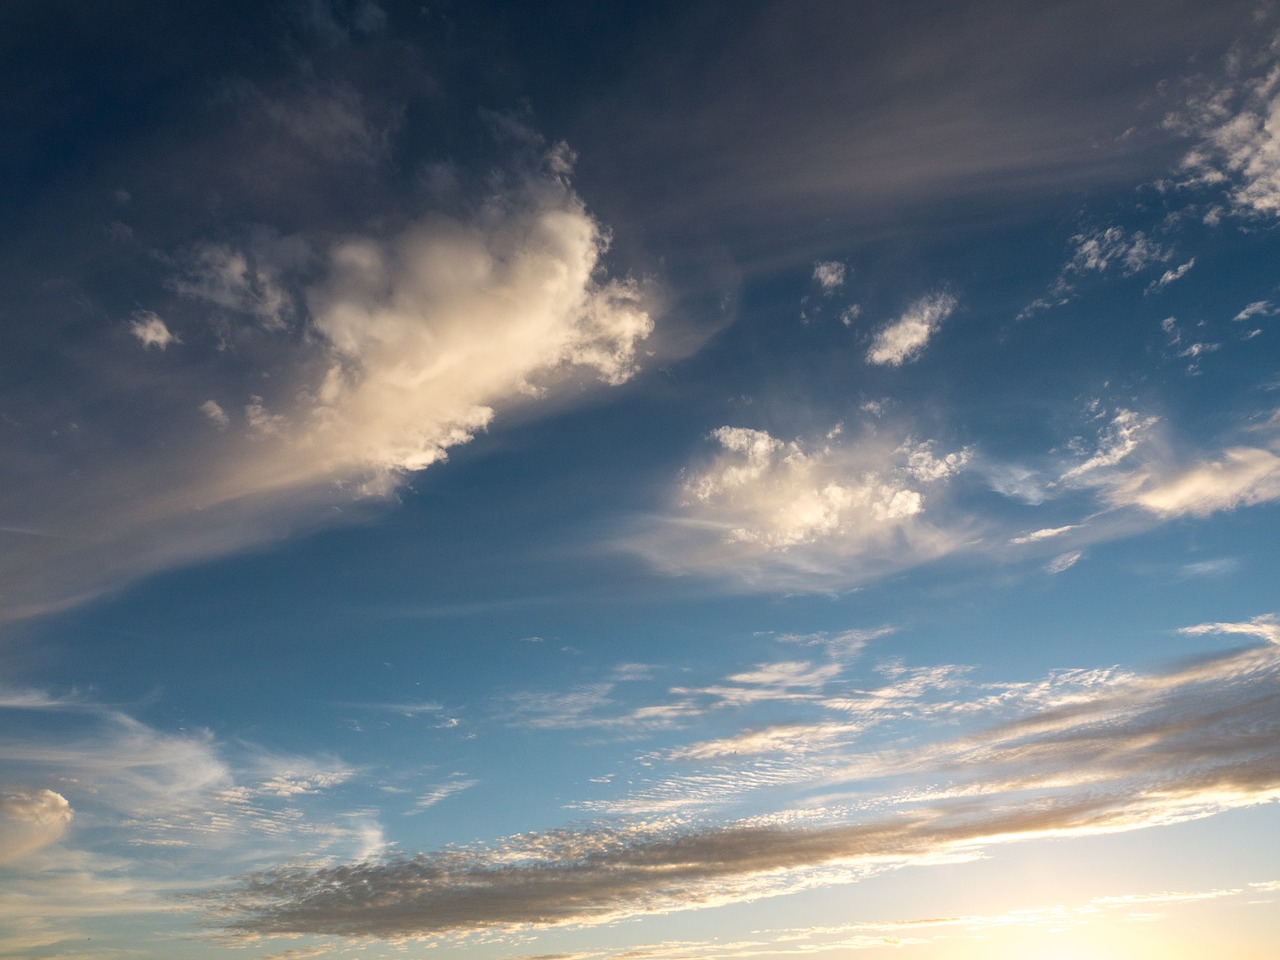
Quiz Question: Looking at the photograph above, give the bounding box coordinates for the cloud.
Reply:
[128,311,180,350]
[1105,446,1280,517]
[635,401,1280,593]
[811,260,846,292]
[0,684,382,952]
[0,689,364,855]
[200,400,230,429]
[1021,227,1175,318]
[503,683,619,730]
[1059,408,1159,482]
[0,790,73,864]
[1147,257,1195,293]
[299,201,650,487]
[1046,550,1083,573]
[777,626,893,661]
[1009,524,1079,544]
[1066,226,1170,276]
[1179,612,1280,645]
[684,427,930,546]
[725,659,843,689]
[202,643,1280,942]
[1234,299,1276,322]
[170,237,305,332]
[408,776,478,815]
[866,292,956,366]
[630,424,972,589]
[666,722,866,762]
[0,145,653,621]
[1002,398,1280,526]
[1171,51,1280,217]
[1179,340,1220,359]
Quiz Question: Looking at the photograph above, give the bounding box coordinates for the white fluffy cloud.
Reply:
[0,148,653,620]
[299,185,651,488]
[630,424,972,588]
[685,427,965,547]
[866,292,956,366]
[197,161,650,490]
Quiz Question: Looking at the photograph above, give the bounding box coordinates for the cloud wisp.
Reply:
[201,637,1280,943]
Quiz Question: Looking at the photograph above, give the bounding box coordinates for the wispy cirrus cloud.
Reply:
[1065,226,1170,276]
[1179,612,1280,645]
[407,775,478,815]
[1102,445,1280,517]
[986,403,1280,541]
[1234,299,1276,322]
[200,638,1280,943]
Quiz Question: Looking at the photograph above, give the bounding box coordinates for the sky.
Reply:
[2,1,1280,958]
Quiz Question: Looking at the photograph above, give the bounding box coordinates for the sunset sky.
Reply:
[2,2,1279,959]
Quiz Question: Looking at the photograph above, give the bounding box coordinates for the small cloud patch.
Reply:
[129,311,180,350]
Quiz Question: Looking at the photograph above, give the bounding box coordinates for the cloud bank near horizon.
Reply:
[201,636,1280,942]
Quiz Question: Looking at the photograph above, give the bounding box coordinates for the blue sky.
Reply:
[2,2,1280,958]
